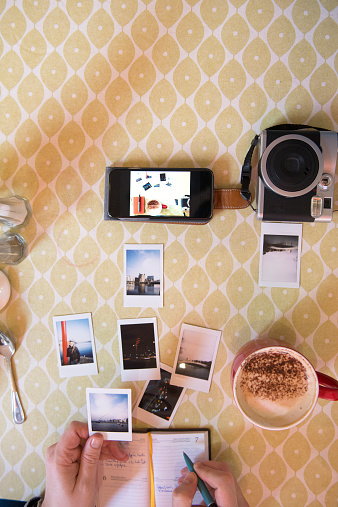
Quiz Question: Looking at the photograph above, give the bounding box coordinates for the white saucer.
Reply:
[0,270,11,311]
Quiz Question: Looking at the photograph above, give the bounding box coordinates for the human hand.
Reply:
[172,461,249,507]
[42,421,129,507]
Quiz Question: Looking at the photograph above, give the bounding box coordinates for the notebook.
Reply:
[132,195,145,214]
[97,429,210,507]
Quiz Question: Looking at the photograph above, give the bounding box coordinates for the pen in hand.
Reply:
[183,452,217,507]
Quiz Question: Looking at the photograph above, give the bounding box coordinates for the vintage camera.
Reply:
[255,128,337,222]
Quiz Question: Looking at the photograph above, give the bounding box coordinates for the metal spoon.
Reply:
[0,331,25,424]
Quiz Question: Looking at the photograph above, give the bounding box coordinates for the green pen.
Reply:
[183,452,217,507]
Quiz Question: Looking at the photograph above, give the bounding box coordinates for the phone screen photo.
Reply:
[106,168,213,223]
[129,170,191,217]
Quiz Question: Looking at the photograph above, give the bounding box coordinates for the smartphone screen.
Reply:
[107,168,213,222]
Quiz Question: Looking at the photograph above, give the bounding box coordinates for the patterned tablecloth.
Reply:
[0,0,337,504]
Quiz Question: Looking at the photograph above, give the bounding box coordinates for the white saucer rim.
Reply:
[0,270,11,311]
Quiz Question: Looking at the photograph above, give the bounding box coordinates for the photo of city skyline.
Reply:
[125,247,161,296]
[120,322,157,370]
[89,392,129,433]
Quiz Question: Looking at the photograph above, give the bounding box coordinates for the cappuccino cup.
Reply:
[146,200,162,216]
[231,338,338,430]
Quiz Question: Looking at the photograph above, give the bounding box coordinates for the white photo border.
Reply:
[258,222,302,288]
[118,317,161,382]
[123,244,163,308]
[170,324,221,393]
[86,388,132,441]
[133,363,186,429]
[53,313,98,378]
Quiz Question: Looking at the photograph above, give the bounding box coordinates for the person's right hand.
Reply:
[172,461,249,507]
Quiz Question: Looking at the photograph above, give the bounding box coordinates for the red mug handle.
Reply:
[316,372,338,401]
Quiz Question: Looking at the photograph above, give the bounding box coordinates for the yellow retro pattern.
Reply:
[0,0,337,504]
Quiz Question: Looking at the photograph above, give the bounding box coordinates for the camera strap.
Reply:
[240,124,331,203]
[213,188,252,209]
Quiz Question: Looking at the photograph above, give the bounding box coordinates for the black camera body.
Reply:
[256,128,337,222]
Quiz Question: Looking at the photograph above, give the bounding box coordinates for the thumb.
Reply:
[76,434,103,491]
[172,472,198,507]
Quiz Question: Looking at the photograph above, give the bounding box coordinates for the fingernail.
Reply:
[194,462,203,469]
[91,435,102,449]
[183,472,196,484]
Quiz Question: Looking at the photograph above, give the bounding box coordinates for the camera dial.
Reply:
[318,174,333,191]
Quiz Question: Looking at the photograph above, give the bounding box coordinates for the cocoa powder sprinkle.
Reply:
[240,351,309,401]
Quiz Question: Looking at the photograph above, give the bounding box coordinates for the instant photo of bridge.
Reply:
[86,388,132,441]
[170,324,221,393]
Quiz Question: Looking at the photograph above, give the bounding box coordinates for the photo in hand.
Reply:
[118,317,161,381]
[86,388,132,441]
[259,222,302,288]
[133,363,186,428]
[124,244,163,308]
[170,324,221,393]
[53,313,98,378]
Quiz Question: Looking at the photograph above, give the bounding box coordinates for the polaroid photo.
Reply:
[133,363,186,429]
[53,313,98,378]
[118,317,161,382]
[86,388,132,441]
[170,324,221,393]
[259,222,302,288]
[124,244,163,308]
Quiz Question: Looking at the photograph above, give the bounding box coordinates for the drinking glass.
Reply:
[0,196,31,228]
[0,232,27,265]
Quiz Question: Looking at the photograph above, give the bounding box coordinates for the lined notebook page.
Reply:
[97,433,151,507]
[151,430,209,507]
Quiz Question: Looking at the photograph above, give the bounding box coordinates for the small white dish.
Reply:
[0,270,11,311]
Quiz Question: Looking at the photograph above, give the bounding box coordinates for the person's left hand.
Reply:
[41,421,129,507]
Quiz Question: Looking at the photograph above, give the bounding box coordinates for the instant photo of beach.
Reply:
[53,313,98,378]
[259,223,302,288]
[261,234,299,282]
[55,317,94,366]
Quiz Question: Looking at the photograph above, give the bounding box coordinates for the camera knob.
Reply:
[318,173,333,191]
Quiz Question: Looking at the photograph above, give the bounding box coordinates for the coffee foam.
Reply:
[235,348,318,429]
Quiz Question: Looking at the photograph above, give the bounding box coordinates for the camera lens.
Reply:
[266,139,319,192]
